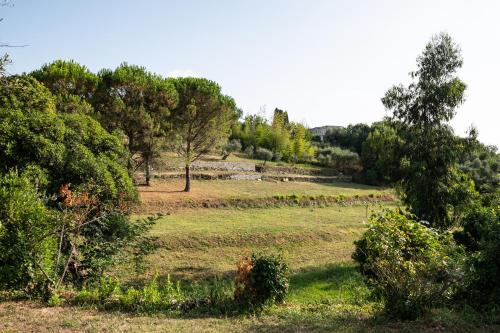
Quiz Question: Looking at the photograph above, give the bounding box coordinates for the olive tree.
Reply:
[170,77,237,192]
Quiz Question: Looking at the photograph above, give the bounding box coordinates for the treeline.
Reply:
[0,55,238,298]
[22,60,238,190]
[311,119,499,189]
[229,108,315,164]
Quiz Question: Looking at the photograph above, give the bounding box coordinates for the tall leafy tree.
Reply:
[269,108,290,157]
[170,77,237,192]
[94,63,178,185]
[382,33,477,228]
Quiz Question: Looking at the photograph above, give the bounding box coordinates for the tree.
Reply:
[287,122,315,162]
[94,63,178,185]
[169,77,237,192]
[0,53,10,79]
[382,33,477,228]
[221,139,242,160]
[254,147,273,165]
[31,60,99,114]
[0,75,136,202]
[269,108,290,158]
[323,123,370,154]
[0,71,142,291]
[360,120,404,184]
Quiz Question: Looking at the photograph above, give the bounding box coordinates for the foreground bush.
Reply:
[455,200,500,308]
[353,209,463,320]
[0,171,57,298]
[234,253,289,307]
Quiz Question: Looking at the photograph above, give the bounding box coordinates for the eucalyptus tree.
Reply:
[169,77,237,192]
[94,63,178,185]
[382,33,477,228]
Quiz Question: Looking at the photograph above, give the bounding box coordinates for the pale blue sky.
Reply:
[2,0,499,145]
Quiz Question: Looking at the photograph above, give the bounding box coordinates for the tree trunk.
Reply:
[184,164,191,192]
[145,157,151,186]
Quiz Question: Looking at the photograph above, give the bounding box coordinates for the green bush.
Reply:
[455,199,500,308]
[316,146,361,173]
[353,209,464,320]
[221,139,242,159]
[0,171,57,298]
[235,253,289,307]
[254,147,273,163]
[243,145,254,157]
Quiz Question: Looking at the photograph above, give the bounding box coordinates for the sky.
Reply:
[2,0,499,146]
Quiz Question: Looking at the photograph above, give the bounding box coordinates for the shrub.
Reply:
[221,139,242,160]
[56,185,156,285]
[316,146,361,173]
[455,199,500,308]
[0,171,57,298]
[353,209,464,320]
[234,253,289,307]
[243,145,254,157]
[254,147,273,164]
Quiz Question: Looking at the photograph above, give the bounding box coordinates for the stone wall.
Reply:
[191,161,256,172]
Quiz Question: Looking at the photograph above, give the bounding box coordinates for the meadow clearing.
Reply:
[1,172,497,333]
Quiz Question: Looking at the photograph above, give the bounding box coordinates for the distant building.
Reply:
[309,126,344,142]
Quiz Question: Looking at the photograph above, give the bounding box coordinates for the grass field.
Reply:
[138,178,391,211]
[115,205,388,282]
[1,177,497,332]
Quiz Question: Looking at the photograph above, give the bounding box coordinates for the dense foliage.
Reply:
[0,65,144,297]
[316,146,361,173]
[353,209,464,319]
[458,143,499,196]
[231,108,315,163]
[323,123,371,155]
[0,77,136,202]
[0,171,57,298]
